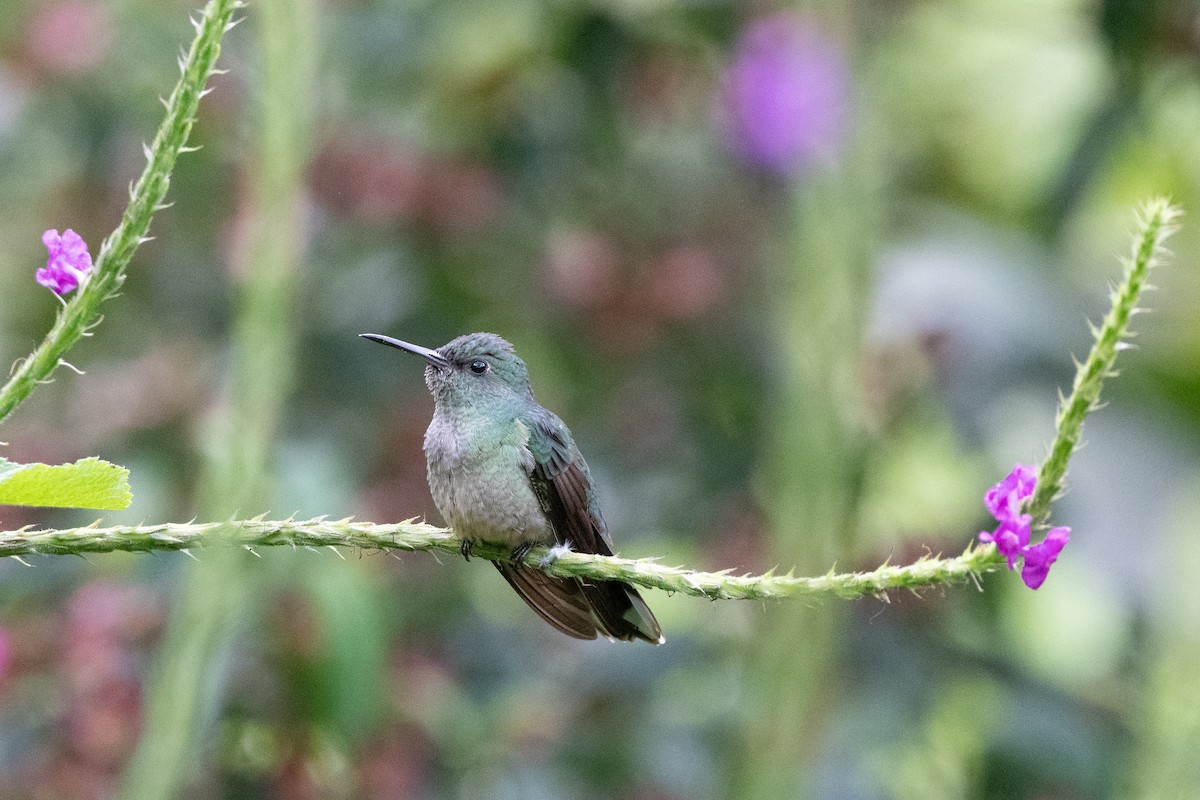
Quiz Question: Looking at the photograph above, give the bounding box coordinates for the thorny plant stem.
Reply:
[0,517,1001,601]
[1026,197,1180,524]
[0,0,243,426]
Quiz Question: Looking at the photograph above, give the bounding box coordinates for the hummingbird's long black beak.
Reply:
[359,333,451,370]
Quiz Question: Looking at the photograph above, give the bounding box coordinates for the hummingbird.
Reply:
[361,331,663,644]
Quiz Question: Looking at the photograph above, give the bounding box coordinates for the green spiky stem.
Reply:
[0,517,1001,600]
[1025,197,1181,523]
[0,0,243,426]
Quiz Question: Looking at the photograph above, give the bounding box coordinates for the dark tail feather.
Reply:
[494,562,598,640]
[495,563,664,644]
[579,580,664,645]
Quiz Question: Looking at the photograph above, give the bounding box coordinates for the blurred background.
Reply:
[1,0,1199,797]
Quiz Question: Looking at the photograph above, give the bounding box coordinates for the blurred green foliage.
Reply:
[1,0,1200,798]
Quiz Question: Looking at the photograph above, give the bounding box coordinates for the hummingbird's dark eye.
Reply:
[469,359,489,375]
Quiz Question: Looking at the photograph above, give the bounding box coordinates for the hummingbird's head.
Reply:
[360,331,533,409]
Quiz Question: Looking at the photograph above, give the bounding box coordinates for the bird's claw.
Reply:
[510,542,535,563]
[460,539,473,561]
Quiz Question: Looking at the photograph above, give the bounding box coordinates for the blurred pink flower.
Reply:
[544,229,619,309]
[26,2,115,75]
[62,583,157,768]
[311,134,500,233]
[37,228,93,294]
[722,13,850,176]
[423,162,502,234]
[647,245,726,320]
[0,626,10,682]
[311,135,425,223]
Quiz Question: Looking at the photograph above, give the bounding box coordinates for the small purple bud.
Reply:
[36,228,93,295]
[721,13,851,177]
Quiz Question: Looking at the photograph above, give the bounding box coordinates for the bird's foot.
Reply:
[510,541,536,563]
[460,539,473,561]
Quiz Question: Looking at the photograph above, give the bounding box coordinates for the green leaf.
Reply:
[0,456,133,510]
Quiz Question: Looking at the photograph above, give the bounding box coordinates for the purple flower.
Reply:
[722,13,850,176]
[978,464,1070,589]
[1020,527,1070,590]
[978,514,1030,568]
[36,228,93,294]
[983,462,1035,520]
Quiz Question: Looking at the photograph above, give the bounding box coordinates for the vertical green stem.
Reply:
[116,0,317,797]
[726,168,875,795]
[1119,511,1200,798]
